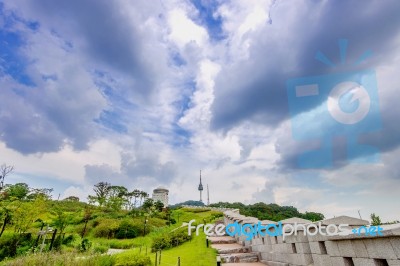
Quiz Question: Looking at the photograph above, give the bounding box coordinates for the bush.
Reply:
[93,219,119,238]
[151,229,191,251]
[114,250,151,266]
[76,238,92,252]
[92,243,109,254]
[62,234,76,246]
[115,220,139,239]
[0,233,34,260]
[181,207,211,213]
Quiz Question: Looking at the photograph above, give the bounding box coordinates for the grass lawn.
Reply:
[148,232,217,266]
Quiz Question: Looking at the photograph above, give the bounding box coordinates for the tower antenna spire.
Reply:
[198,170,203,202]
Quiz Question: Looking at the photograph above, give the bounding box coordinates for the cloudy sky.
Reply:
[1,0,400,221]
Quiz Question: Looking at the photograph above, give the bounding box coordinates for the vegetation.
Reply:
[371,213,382,226]
[0,162,330,265]
[209,202,325,221]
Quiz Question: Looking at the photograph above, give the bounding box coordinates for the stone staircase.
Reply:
[208,223,267,266]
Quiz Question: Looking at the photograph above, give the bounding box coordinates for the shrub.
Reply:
[93,219,119,238]
[115,220,139,239]
[92,243,109,254]
[76,238,92,252]
[114,250,151,266]
[0,233,34,260]
[62,234,76,246]
[151,229,191,251]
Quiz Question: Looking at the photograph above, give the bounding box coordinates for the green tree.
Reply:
[63,196,79,202]
[154,200,164,212]
[92,182,111,207]
[142,198,154,212]
[303,212,324,222]
[139,191,149,206]
[27,188,53,200]
[12,196,47,234]
[371,213,382,226]
[3,183,30,200]
[107,185,128,210]
[51,207,74,236]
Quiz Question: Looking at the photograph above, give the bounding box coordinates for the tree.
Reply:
[92,182,111,207]
[139,191,149,206]
[12,196,46,234]
[303,212,324,222]
[0,205,13,238]
[51,207,75,237]
[371,213,382,226]
[0,164,14,191]
[63,196,80,202]
[27,188,53,200]
[154,200,164,212]
[131,189,141,208]
[107,185,128,210]
[142,198,154,212]
[3,183,30,200]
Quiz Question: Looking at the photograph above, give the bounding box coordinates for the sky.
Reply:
[1,0,400,221]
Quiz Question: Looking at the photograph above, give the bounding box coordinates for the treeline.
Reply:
[87,181,155,211]
[209,202,325,222]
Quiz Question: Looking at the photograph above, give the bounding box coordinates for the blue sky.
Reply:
[1,0,400,221]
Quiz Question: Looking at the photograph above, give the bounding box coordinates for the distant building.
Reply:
[152,187,169,207]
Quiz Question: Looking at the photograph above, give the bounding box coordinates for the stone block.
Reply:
[353,258,376,266]
[261,251,273,261]
[295,242,311,254]
[289,253,313,265]
[390,238,400,259]
[330,256,355,266]
[325,241,340,256]
[264,236,272,245]
[337,240,356,257]
[388,260,400,266]
[351,239,369,258]
[311,254,333,266]
[364,238,397,259]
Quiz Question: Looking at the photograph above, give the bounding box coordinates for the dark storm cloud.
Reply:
[211,0,400,131]
[0,0,169,154]
[11,0,163,94]
[210,0,400,169]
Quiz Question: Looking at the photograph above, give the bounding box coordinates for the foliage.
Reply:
[93,219,119,238]
[181,207,210,213]
[1,184,29,201]
[1,252,116,266]
[151,228,191,251]
[371,213,382,226]
[114,250,151,266]
[0,233,34,261]
[209,202,325,221]
[115,220,139,239]
[63,196,79,202]
[76,238,92,252]
[169,200,205,208]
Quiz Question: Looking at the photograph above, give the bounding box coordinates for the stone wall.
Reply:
[223,210,400,266]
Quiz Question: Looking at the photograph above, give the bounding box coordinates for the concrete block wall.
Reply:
[223,211,400,266]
